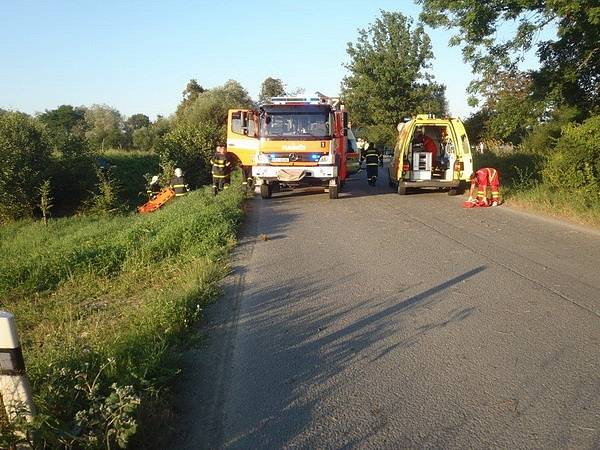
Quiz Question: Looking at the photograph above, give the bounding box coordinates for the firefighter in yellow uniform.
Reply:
[211,145,232,195]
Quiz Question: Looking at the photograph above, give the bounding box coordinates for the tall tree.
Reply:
[177,79,206,116]
[38,105,88,156]
[84,105,124,151]
[258,77,286,103]
[131,116,172,151]
[478,70,545,142]
[38,105,86,133]
[341,11,447,146]
[176,79,254,127]
[125,113,150,131]
[417,0,600,114]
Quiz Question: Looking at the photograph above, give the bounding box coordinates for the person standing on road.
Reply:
[364,146,380,186]
[357,138,369,168]
[467,167,501,206]
[211,144,232,195]
[241,166,253,193]
[169,168,189,197]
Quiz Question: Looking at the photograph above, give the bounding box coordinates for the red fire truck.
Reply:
[226,95,351,199]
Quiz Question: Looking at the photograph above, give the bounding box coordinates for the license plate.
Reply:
[271,157,289,163]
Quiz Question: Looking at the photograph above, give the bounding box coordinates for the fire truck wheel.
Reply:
[398,185,407,195]
[329,185,339,199]
[260,183,272,199]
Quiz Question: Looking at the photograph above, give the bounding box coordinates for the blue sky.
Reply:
[0,0,551,120]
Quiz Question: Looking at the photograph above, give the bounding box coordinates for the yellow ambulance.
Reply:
[388,114,473,195]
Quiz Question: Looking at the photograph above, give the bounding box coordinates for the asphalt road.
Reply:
[174,164,600,449]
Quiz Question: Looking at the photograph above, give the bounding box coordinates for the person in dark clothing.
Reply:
[364,147,380,185]
[241,166,253,192]
[146,175,162,199]
[169,168,188,197]
[211,145,232,195]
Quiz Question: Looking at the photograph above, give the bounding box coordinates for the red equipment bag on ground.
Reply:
[463,199,490,208]
[137,187,175,213]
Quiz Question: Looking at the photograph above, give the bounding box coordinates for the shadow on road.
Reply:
[223,265,486,448]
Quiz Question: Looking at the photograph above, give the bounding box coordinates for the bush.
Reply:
[157,122,222,188]
[474,145,545,189]
[46,153,98,215]
[0,112,52,222]
[520,106,582,155]
[543,114,600,200]
[85,168,123,215]
[102,150,160,208]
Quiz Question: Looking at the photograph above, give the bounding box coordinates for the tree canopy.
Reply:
[259,77,286,104]
[84,105,124,151]
[175,79,254,128]
[341,11,447,146]
[38,105,88,156]
[38,105,86,133]
[126,114,150,131]
[177,79,206,115]
[418,0,600,114]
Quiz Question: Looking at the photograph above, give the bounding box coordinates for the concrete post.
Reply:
[0,311,35,423]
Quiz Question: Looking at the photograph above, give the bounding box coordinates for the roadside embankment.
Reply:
[474,150,600,229]
[0,185,245,448]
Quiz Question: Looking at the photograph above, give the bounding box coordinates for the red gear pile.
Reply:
[463,199,490,208]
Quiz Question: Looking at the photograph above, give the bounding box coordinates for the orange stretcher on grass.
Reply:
[137,187,175,213]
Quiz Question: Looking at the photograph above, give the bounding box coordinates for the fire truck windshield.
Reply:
[260,108,330,140]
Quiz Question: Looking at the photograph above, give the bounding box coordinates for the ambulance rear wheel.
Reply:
[329,185,339,199]
[448,188,459,196]
[398,185,407,195]
[260,183,272,199]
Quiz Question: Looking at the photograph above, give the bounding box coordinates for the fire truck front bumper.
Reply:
[252,165,338,182]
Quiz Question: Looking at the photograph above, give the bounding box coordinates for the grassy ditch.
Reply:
[0,185,245,448]
[473,151,600,228]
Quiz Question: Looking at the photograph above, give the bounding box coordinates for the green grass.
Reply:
[0,185,245,448]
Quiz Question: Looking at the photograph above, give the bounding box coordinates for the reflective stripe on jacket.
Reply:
[365,151,380,166]
[170,176,187,196]
[211,153,232,177]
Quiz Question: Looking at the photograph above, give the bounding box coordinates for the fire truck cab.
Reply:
[227,96,350,199]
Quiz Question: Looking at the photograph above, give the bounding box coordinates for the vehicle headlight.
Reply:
[256,153,270,164]
[318,154,334,164]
